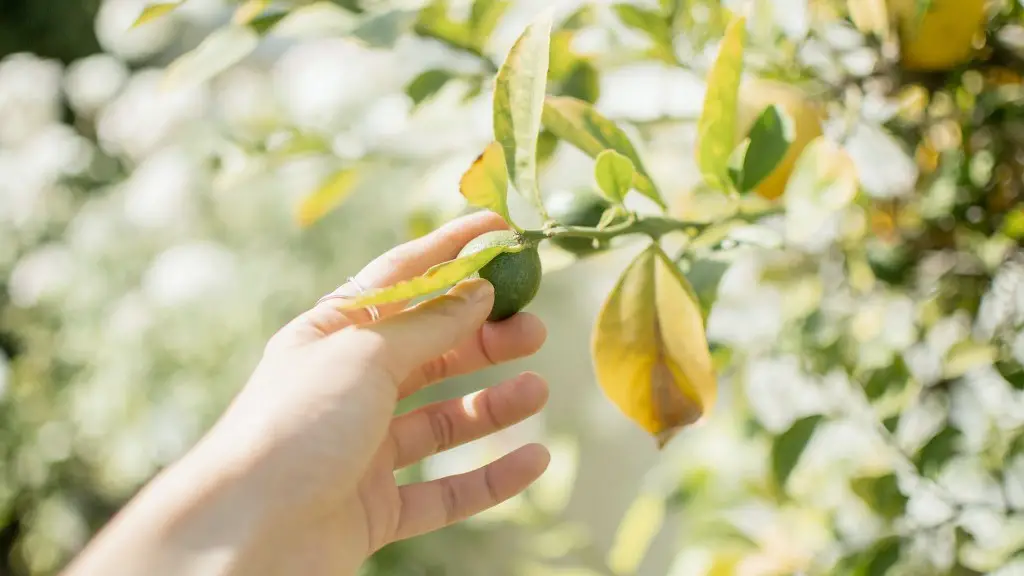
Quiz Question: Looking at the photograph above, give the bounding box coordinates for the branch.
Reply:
[520,215,709,244]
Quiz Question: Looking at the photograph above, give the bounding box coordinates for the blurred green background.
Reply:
[2,0,1024,575]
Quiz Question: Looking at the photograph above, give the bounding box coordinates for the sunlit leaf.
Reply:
[847,0,889,37]
[296,168,361,228]
[735,104,795,193]
[459,141,516,229]
[542,96,666,209]
[943,340,997,379]
[406,69,455,107]
[416,0,481,58]
[335,245,520,309]
[131,2,181,28]
[696,15,746,191]
[164,26,260,89]
[593,244,716,446]
[607,493,665,576]
[612,4,675,64]
[233,0,270,25]
[469,0,508,41]
[594,149,634,203]
[493,9,554,216]
[771,415,822,493]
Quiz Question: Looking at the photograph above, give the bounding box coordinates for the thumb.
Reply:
[335,278,496,384]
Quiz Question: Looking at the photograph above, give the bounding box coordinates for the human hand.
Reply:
[65,211,551,576]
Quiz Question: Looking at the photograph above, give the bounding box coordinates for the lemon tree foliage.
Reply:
[696,15,746,192]
[459,141,516,229]
[593,244,716,447]
[9,0,1024,574]
[493,9,553,216]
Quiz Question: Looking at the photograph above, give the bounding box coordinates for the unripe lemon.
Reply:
[890,0,987,72]
[458,230,543,322]
[736,79,825,201]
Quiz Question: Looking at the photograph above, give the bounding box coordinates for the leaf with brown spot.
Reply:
[592,243,717,446]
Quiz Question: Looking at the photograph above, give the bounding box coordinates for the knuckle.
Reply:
[427,408,457,452]
[419,354,452,386]
[441,477,461,524]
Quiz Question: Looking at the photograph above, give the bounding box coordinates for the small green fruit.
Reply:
[546,189,613,256]
[458,230,543,322]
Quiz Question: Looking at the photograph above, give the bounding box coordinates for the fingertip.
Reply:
[513,372,550,406]
[515,443,551,477]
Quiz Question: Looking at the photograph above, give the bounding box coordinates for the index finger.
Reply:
[273,210,508,347]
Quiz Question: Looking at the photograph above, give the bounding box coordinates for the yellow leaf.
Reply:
[847,0,889,37]
[459,141,516,229]
[592,244,716,446]
[335,245,520,310]
[131,2,181,28]
[696,14,746,191]
[296,168,361,227]
[607,493,665,575]
[234,0,270,25]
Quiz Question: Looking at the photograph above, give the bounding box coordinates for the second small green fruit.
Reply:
[546,189,613,256]
[458,230,543,322]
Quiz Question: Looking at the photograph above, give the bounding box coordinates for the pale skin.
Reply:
[63,211,551,576]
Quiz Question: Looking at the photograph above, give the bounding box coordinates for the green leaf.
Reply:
[164,26,260,89]
[915,426,961,477]
[542,96,666,209]
[597,205,628,229]
[594,149,635,203]
[248,10,290,35]
[863,357,911,401]
[851,473,908,521]
[336,245,520,310]
[459,141,516,229]
[843,537,902,576]
[493,9,553,216]
[296,168,362,227]
[944,340,997,379]
[559,5,595,31]
[351,8,418,48]
[735,104,795,193]
[771,415,822,492]
[132,2,181,28]
[469,0,508,41]
[561,60,600,104]
[695,15,746,191]
[996,360,1024,390]
[612,4,675,64]
[536,130,559,166]
[406,69,455,107]
[416,0,479,55]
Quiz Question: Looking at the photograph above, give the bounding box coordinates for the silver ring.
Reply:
[316,276,381,322]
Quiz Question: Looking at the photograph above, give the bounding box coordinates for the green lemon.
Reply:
[546,189,613,256]
[458,230,543,322]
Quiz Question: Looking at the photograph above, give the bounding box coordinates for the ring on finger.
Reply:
[315,276,381,322]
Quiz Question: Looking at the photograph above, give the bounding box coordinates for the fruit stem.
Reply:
[521,215,709,243]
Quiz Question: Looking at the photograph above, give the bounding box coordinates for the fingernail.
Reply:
[453,278,494,304]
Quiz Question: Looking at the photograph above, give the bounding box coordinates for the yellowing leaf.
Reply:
[493,9,553,216]
[459,141,516,229]
[607,494,665,575]
[132,2,181,28]
[696,15,746,191]
[335,245,520,310]
[164,26,260,90]
[234,0,270,24]
[296,168,361,227]
[593,244,716,446]
[847,0,889,36]
[542,96,665,209]
[594,149,635,203]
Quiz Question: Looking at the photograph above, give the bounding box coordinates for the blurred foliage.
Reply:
[3,0,1024,575]
[0,0,102,63]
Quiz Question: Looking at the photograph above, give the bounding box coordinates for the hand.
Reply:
[65,212,551,576]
